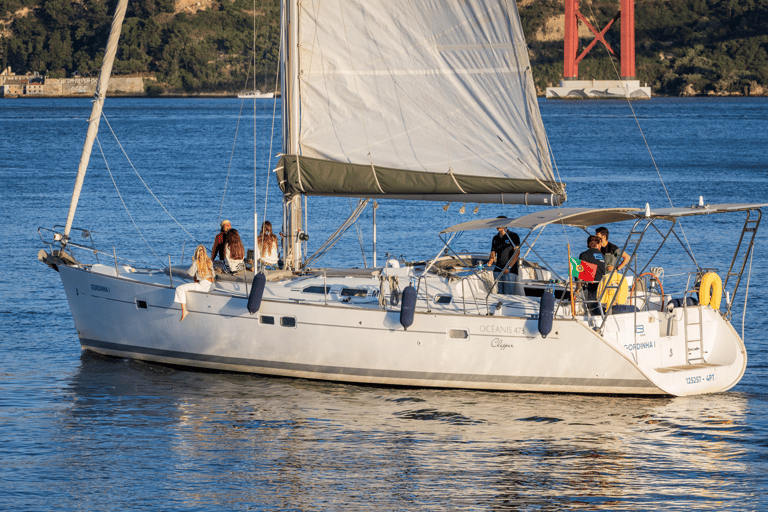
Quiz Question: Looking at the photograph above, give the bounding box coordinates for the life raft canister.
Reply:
[247,272,267,314]
[538,290,555,338]
[598,273,629,305]
[399,285,417,330]
[699,272,723,309]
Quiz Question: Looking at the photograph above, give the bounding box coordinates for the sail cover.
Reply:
[277,0,564,201]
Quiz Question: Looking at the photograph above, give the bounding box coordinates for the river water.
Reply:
[2,97,767,510]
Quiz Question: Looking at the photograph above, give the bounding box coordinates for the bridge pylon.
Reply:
[546,0,651,99]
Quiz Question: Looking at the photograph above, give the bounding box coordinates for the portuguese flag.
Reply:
[570,257,597,282]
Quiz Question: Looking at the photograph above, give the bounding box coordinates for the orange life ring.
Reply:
[630,272,665,311]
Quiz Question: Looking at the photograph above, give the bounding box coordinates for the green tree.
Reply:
[47,29,73,71]
[41,0,73,26]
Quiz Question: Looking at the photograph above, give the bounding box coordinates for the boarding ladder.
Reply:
[682,274,706,364]
[597,222,648,330]
[723,209,761,319]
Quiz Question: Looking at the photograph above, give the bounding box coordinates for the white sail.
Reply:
[278,0,563,201]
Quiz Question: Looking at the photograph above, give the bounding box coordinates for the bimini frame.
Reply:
[439,204,766,328]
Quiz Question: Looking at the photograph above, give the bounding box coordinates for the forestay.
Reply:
[277,0,565,202]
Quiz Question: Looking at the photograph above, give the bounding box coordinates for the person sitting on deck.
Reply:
[257,221,279,268]
[211,219,231,261]
[578,235,607,312]
[488,216,521,295]
[174,245,215,321]
[223,229,246,274]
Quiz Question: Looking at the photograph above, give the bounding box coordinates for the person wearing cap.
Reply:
[211,219,231,261]
[488,216,521,295]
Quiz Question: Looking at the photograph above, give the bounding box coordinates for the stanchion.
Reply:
[567,244,575,316]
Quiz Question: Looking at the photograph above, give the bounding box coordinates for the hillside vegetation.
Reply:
[520,0,768,96]
[1,0,767,96]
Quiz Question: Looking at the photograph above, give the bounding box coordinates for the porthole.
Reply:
[434,295,452,304]
[260,315,275,325]
[280,317,296,327]
[135,299,148,310]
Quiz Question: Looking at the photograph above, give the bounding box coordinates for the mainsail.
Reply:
[277,0,565,204]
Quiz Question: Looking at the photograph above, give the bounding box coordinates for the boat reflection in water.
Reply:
[59,351,752,509]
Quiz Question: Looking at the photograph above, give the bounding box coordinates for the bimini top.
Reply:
[646,203,768,219]
[441,203,767,233]
[441,208,641,233]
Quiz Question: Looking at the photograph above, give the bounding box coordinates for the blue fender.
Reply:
[538,290,555,338]
[400,285,417,330]
[247,272,267,314]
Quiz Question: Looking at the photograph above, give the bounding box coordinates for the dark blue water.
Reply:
[2,97,767,510]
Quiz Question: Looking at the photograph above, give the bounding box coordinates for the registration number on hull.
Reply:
[686,374,715,385]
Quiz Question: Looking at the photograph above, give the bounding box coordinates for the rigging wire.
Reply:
[100,112,202,246]
[219,95,247,227]
[262,67,280,229]
[263,0,282,234]
[218,11,258,228]
[252,0,259,220]
[96,135,168,268]
[582,2,696,259]
[349,197,368,268]
[542,115,572,251]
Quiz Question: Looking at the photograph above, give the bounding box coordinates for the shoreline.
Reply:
[3,93,766,99]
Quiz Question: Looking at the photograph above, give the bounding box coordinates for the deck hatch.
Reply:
[340,288,368,297]
[303,285,330,294]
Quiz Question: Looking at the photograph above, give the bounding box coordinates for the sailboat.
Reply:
[39,0,763,396]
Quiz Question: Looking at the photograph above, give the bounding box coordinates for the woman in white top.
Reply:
[257,221,279,267]
[223,229,246,273]
[174,244,214,321]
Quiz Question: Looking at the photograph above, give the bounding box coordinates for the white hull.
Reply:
[57,264,747,396]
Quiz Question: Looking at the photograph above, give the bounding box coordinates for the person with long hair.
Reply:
[224,229,245,273]
[174,244,215,321]
[257,221,279,267]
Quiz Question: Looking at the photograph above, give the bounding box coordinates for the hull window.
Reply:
[448,329,469,339]
[434,295,452,304]
[260,315,275,325]
[281,317,297,328]
[135,299,148,310]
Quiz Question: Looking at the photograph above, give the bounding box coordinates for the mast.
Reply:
[63,0,129,238]
[281,0,303,270]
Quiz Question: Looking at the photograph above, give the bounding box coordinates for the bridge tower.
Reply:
[546,0,651,99]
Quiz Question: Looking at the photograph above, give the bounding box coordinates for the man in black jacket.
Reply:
[578,235,606,311]
[488,216,520,294]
